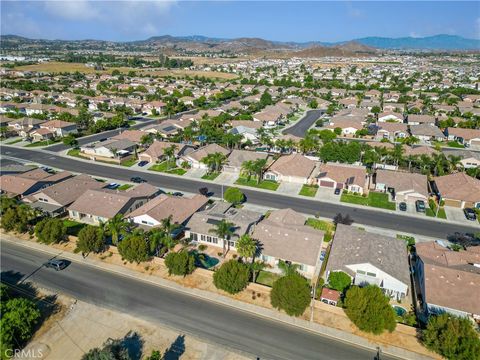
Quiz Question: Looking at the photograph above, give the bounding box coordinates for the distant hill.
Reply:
[353,35,480,50]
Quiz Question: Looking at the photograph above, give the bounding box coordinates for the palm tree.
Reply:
[298,135,317,154]
[236,234,257,261]
[163,144,177,170]
[107,214,129,245]
[250,261,266,283]
[278,260,300,276]
[160,215,174,233]
[447,155,463,172]
[241,160,256,181]
[209,219,235,257]
[202,152,227,174]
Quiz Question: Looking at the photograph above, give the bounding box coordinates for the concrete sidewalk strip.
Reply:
[2,235,435,360]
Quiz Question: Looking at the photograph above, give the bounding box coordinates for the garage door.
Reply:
[320,180,335,188]
[444,199,461,208]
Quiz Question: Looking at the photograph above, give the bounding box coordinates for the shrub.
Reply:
[164,250,196,276]
[223,187,245,205]
[198,244,207,251]
[213,260,250,294]
[270,272,311,316]
[34,218,66,244]
[327,271,351,292]
[423,313,480,360]
[118,234,150,263]
[344,285,396,334]
[75,225,105,255]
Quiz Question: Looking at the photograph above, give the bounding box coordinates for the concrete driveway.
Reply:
[216,171,238,185]
[185,167,207,179]
[444,207,476,224]
[316,187,341,203]
[277,181,303,196]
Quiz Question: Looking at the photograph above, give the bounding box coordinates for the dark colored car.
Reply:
[138,161,148,167]
[334,188,341,195]
[130,176,146,183]
[44,259,68,271]
[464,208,477,221]
[399,202,407,211]
[415,200,426,213]
[199,187,209,196]
[172,192,183,197]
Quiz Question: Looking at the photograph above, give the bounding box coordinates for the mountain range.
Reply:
[1,34,478,55]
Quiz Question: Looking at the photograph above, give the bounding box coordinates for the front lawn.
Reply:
[437,208,447,219]
[235,177,279,191]
[5,138,22,145]
[63,219,86,236]
[201,172,220,181]
[149,161,187,175]
[446,141,465,148]
[299,184,318,197]
[256,270,282,287]
[25,139,61,147]
[67,148,82,158]
[306,218,335,242]
[120,158,138,167]
[341,192,396,210]
[117,184,133,191]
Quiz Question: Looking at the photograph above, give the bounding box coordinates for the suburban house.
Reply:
[325,116,365,135]
[185,202,262,251]
[406,114,436,126]
[138,141,194,164]
[432,172,480,209]
[415,242,480,321]
[29,127,56,142]
[251,208,324,279]
[375,122,409,141]
[8,118,45,137]
[68,183,159,225]
[325,224,410,301]
[177,143,230,170]
[143,101,166,115]
[223,150,270,174]
[39,120,78,137]
[409,124,446,142]
[374,169,428,204]
[229,125,260,144]
[111,130,146,144]
[378,111,403,123]
[445,127,480,149]
[144,118,193,138]
[127,194,208,228]
[25,174,106,215]
[0,169,73,198]
[80,139,137,162]
[316,163,368,194]
[263,154,317,184]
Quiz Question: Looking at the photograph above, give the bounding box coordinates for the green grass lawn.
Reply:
[25,139,61,147]
[256,270,282,287]
[120,158,138,167]
[341,192,396,210]
[437,208,447,219]
[63,219,86,236]
[149,161,186,175]
[299,184,318,197]
[446,141,465,148]
[201,172,220,180]
[117,184,133,191]
[5,138,22,145]
[235,177,279,191]
[305,218,335,242]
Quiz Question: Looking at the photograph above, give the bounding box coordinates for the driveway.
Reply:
[282,109,324,138]
[444,207,476,225]
[184,167,207,179]
[276,181,303,196]
[315,187,341,203]
[216,171,238,185]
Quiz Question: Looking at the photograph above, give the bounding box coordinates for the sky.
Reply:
[1,1,479,42]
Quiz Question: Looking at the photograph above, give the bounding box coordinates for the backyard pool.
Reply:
[192,251,219,269]
[393,305,406,317]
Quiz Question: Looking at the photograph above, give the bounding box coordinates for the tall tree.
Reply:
[209,219,235,257]
[107,214,130,245]
[236,234,257,261]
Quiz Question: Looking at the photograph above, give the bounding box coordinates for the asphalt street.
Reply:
[1,241,388,360]
[2,145,479,239]
[282,110,325,137]
[44,117,158,152]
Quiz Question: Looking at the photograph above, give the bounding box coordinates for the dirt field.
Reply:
[12,61,238,79]
[21,290,249,360]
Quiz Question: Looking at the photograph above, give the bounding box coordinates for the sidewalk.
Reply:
[2,233,438,360]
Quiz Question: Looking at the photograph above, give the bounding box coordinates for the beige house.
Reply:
[138,141,193,164]
[223,150,270,174]
[316,163,367,194]
[263,154,317,184]
[433,172,480,209]
[177,143,230,170]
[374,169,428,204]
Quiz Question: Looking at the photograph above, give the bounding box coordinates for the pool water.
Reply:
[192,251,220,269]
[393,306,407,316]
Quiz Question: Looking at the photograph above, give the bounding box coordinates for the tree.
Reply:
[249,261,266,283]
[201,152,227,174]
[278,260,301,276]
[333,213,354,225]
[62,133,78,147]
[118,234,150,263]
[308,99,318,109]
[165,250,196,276]
[236,234,257,261]
[209,219,235,257]
[107,214,129,245]
[75,225,105,255]
[163,144,177,169]
[344,285,396,335]
[422,313,480,360]
[35,218,66,244]
[1,202,36,233]
[223,187,244,205]
[328,271,351,292]
[270,272,311,317]
[213,260,250,294]
[82,338,132,360]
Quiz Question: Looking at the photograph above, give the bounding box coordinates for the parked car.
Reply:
[130,176,146,183]
[320,250,327,261]
[463,208,477,221]
[107,182,120,189]
[172,192,183,197]
[199,187,209,196]
[137,161,148,167]
[334,188,341,195]
[415,200,426,213]
[399,202,407,211]
[44,259,68,271]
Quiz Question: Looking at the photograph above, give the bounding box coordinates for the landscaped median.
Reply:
[234,177,279,191]
[340,191,396,211]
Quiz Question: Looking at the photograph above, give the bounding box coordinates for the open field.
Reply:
[12,61,238,79]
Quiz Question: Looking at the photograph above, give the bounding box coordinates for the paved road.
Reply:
[1,241,387,360]
[2,146,479,239]
[282,110,325,138]
[44,117,158,152]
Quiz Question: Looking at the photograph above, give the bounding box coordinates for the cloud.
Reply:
[43,0,100,20]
